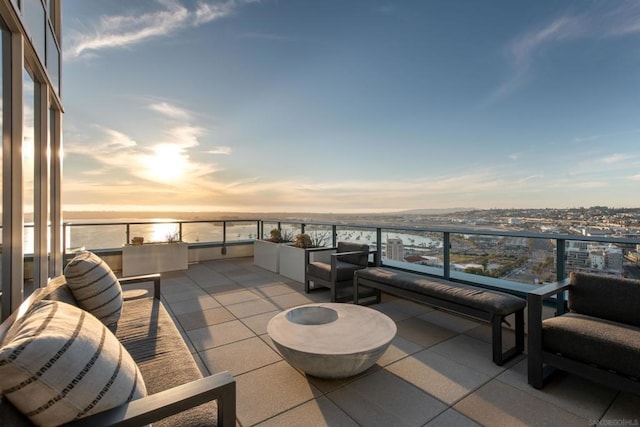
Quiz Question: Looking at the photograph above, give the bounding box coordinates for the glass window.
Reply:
[46,21,59,95]
[0,24,3,318]
[23,69,35,292]
[22,0,46,63]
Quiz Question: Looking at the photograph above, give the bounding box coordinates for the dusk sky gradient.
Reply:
[61,0,640,213]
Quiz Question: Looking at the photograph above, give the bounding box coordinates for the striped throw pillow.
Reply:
[0,300,146,426]
[64,251,123,329]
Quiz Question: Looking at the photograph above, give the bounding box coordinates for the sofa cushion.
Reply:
[40,276,78,306]
[308,260,365,283]
[569,272,640,327]
[116,296,218,426]
[64,251,123,329]
[357,267,525,316]
[542,312,640,379]
[0,300,146,426]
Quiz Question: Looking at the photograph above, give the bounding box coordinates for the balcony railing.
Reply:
[59,218,640,300]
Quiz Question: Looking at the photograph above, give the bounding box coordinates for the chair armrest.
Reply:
[305,247,337,265]
[120,274,161,300]
[68,371,236,427]
[528,278,572,299]
[331,250,369,258]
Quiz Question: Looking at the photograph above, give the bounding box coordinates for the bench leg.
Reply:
[491,309,525,366]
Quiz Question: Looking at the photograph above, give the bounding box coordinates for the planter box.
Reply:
[253,240,282,273]
[279,245,332,283]
[122,242,188,276]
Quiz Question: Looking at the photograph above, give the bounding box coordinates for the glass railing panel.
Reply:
[129,222,180,244]
[66,224,126,250]
[225,221,258,242]
[377,228,444,274]
[564,239,627,278]
[301,224,332,248]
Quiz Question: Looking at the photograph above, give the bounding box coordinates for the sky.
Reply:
[61,0,640,213]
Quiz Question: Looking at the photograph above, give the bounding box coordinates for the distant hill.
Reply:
[392,208,477,215]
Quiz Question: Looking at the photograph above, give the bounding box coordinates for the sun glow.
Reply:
[144,144,187,183]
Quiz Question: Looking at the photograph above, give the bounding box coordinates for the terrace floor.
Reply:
[136,257,640,426]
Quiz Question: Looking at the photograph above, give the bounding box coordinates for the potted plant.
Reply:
[279,232,331,283]
[253,228,294,273]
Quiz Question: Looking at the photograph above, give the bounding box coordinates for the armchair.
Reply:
[528,272,640,395]
[305,242,374,302]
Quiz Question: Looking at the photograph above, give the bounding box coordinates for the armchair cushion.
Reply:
[64,251,123,330]
[308,260,366,282]
[336,242,369,265]
[542,312,640,379]
[0,300,146,427]
[568,272,640,326]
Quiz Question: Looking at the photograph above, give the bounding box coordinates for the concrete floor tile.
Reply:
[497,359,618,420]
[429,334,507,377]
[176,306,236,331]
[186,320,255,351]
[214,288,263,306]
[454,380,588,427]
[418,309,482,334]
[199,336,281,376]
[167,294,221,315]
[327,369,447,426]
[225,298,280,319]
[387,349,492,405]
[396,316,458,348]
[241,310,281,335]
[601,392,640,421]
[255,396,359,427]
[425,409,481,427]
[268,292,315,309]
[251,283,298,298]
[375,335,423,367]
[235,361,322,426]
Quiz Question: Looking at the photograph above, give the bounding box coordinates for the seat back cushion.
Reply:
[40,275,78,306]
[64,251,123,329]
[569,272,640,326]
[0,300,146,427]
[337,242,369,266]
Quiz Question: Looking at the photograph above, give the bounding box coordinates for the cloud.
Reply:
[208,146,232,155]
[630,174,640,181]
[65,0,256,60]
[601,153,634,164]
[486,2,640,105]
[149,102,192,120]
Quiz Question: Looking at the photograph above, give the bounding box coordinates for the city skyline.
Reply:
[62,1,640,213]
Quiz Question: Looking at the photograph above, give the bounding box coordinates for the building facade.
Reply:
[386,238,405,261]
[0,0,63,320]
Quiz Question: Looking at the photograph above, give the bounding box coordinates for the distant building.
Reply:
[386,238,405,261]
[560,241,624,275]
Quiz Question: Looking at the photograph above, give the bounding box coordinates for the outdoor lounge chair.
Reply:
[304,242,372,302]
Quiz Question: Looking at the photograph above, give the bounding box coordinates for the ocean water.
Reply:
[63,220,443,252]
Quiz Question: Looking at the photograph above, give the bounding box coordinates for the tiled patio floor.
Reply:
[137,257,640,426]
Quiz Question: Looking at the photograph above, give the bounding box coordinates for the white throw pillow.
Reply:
[0,300,146,426]
[64,251,123,329]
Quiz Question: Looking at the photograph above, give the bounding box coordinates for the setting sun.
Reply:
[143,144,187,183]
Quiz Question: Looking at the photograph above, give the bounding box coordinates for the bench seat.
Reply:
[354,267,525,365]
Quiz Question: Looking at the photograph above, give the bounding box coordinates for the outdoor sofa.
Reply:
[0,251,235,426]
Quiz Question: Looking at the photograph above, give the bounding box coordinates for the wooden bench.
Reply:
[354,267,525,365]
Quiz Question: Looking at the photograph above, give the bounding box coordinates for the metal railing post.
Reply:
[332,225,337,247]
[443,232,451,280]
[178,222,183,241]
[555,238,567,315]
[126,224,130,245]
[376,227,382,266]
[221,221,227,255]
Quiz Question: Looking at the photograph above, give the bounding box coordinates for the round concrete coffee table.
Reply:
[267,303,397,379]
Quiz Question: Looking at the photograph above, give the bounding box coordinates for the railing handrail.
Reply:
[262,219,640,245]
